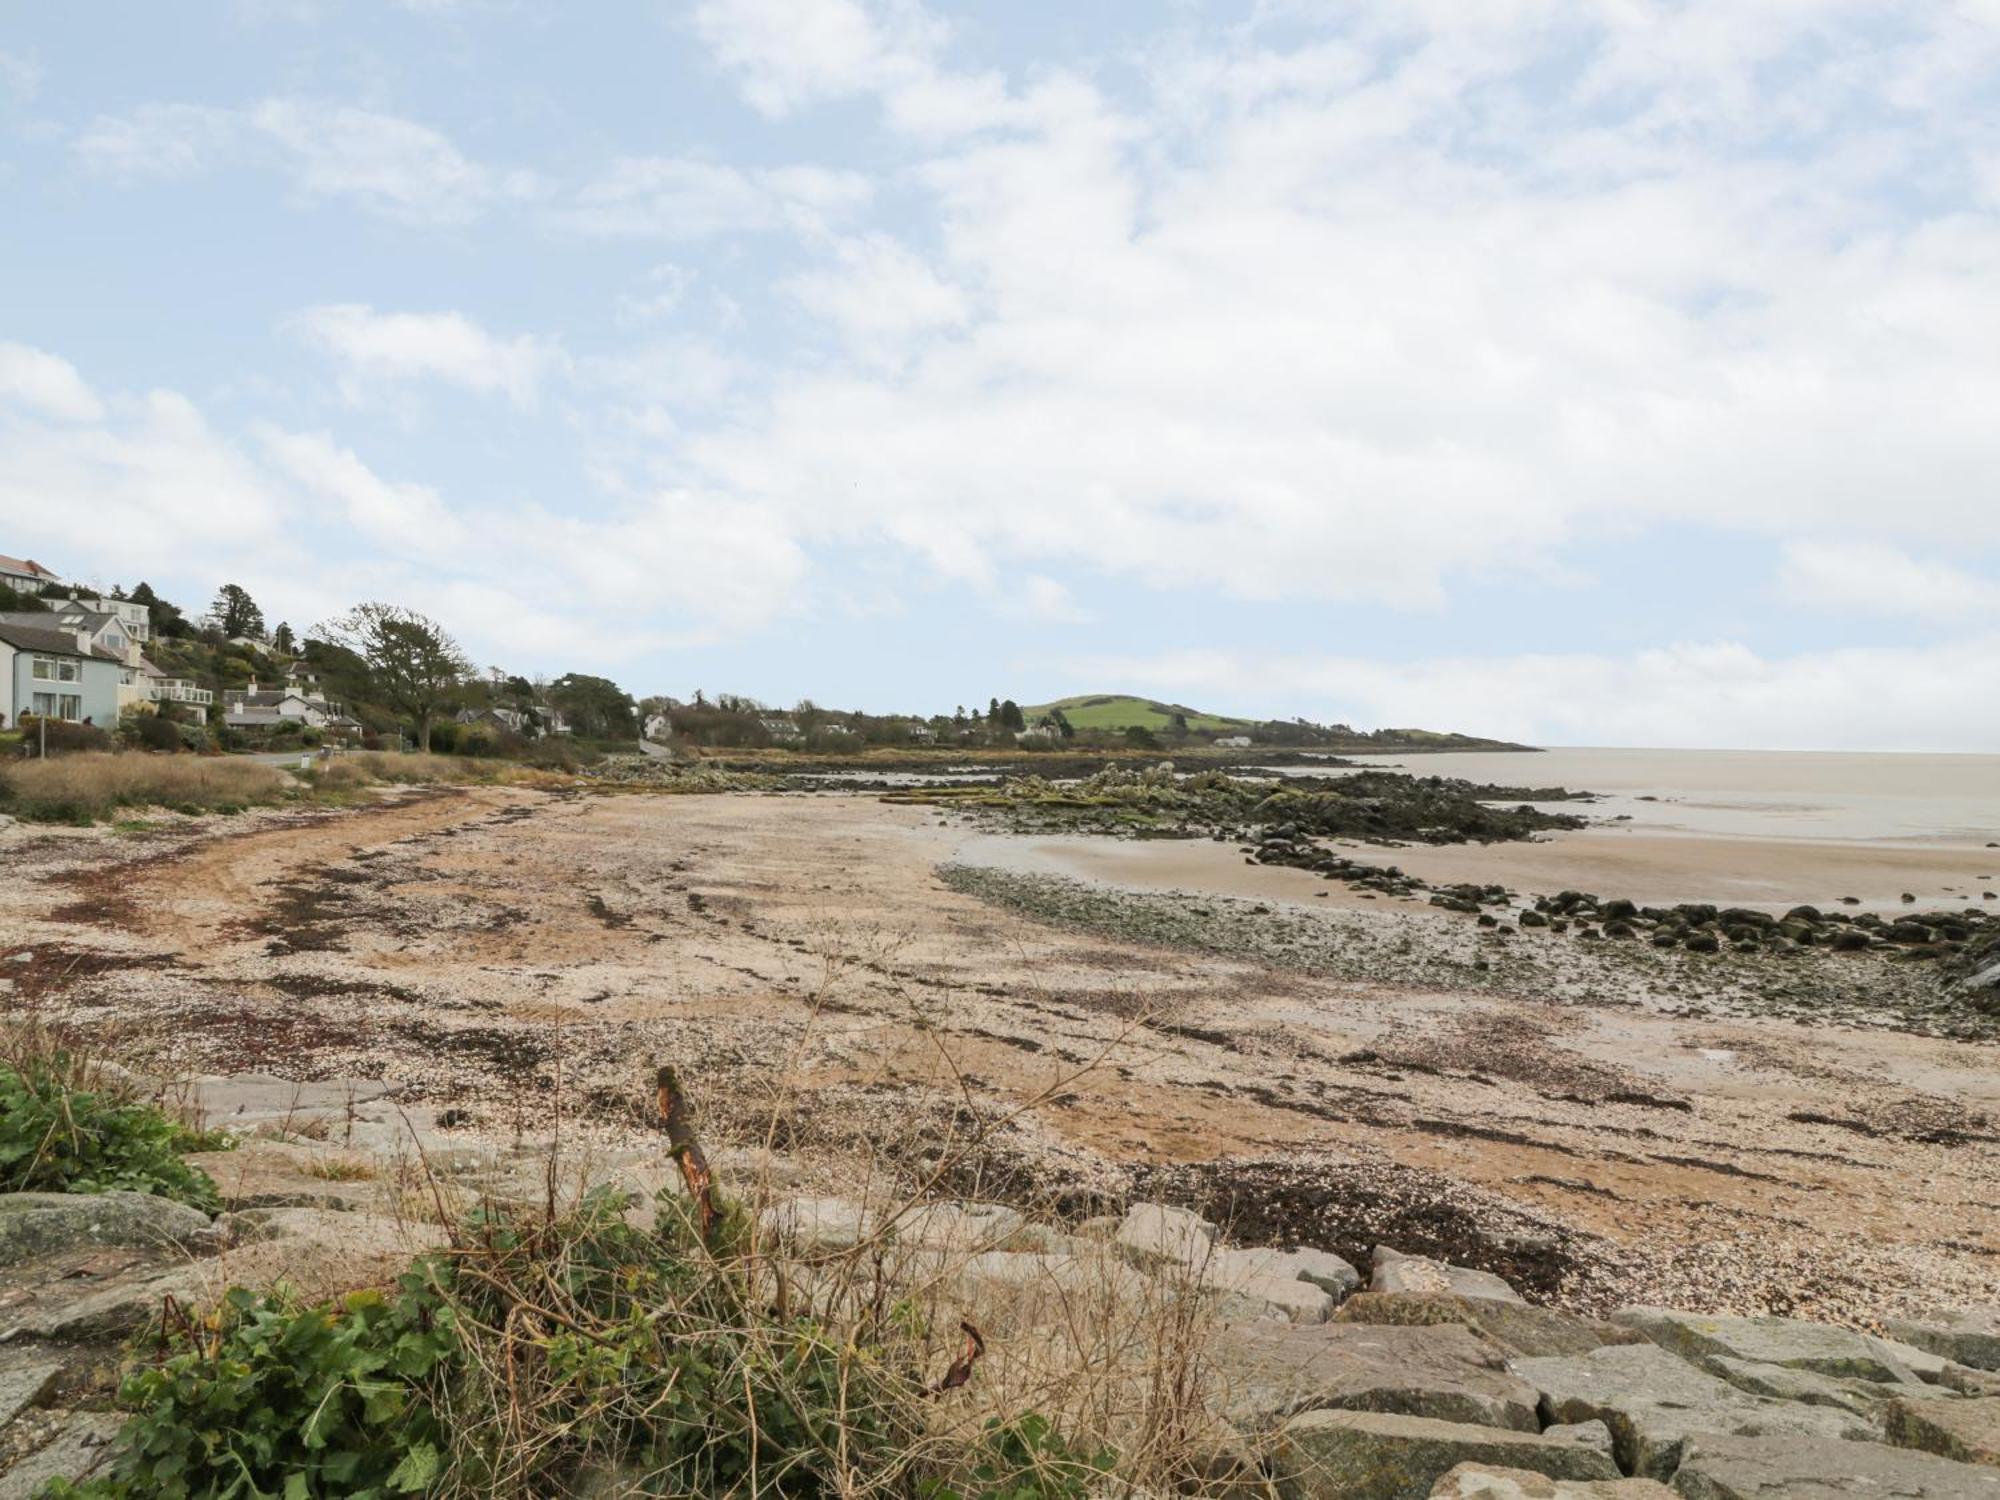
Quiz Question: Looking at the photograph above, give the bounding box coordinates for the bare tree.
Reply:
[317,602,472,751]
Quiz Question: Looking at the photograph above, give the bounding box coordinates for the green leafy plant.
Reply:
[0,1059,222,1213]
[929,1414,1117,1500]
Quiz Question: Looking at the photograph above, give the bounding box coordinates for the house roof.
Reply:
[227,690,305,708]
[0,555,59,581]
[0,622,118,660]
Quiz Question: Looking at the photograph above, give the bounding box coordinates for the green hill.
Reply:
[1024,695,1251,733]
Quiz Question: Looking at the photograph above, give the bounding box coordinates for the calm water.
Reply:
[1346,747,2000,844]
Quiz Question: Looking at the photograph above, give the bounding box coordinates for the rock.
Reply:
[1211,1320,1541,1434]
[895,1202,1026,1252]
[1428,1463,1674,1497]
[1336,1293,1644,1359]
[1269,1410,1619,1499]
[1684,933,1721,954]
[1704,1354,1914,1420]
[1511,1342,1873,1478]
[1669,1430,2000,1498]
[0,1353,63,1430]
[945,1250,1154,1334]
[1207,1245,1360,1323]
[0,1411,123,1497]
[1372,1247,1523,1304]
[757,1195,876,1253]
[1888,1312,2000,1374]
[1611,1306,1944,1385]
[0,1192,219,1267]
[1113,1203,1217,1271]
[1887,1395,2000,1466]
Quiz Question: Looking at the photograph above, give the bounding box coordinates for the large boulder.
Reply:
[1887,1311,2000,1374]
[1512,1343,1873,1478]
[0,1192,218,1267]
[1428,1464,1675,1498]
[1211,1320,1542,1434]
[1336,1293,1645,1359]
[1113,1203,1217,1271]
[1612,1306,1945,1385]
[757,1195,876,1253]
[1269,1410,1619,1500]
[1669,1430,2000,1498]
[1886,1395,2000,1467]
[1373,1247,1523,1304]
[0,1352,64,1430]
[0,1411,123,1495]
[1208,1247,1355,1324]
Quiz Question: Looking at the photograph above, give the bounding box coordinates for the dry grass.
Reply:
[330,752,574,790]
[0,753,289,824]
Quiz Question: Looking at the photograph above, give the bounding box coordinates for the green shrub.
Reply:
[129,714,184,753]
[16,717,113,754]
[0,1058,222,1213]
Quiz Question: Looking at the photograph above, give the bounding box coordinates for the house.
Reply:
[642,712,673,742]
[0,622,122,728]
[66,595,150,645]
[759,715,803,744]
[1214,735,1253,748]
[141,660,214,710]
[222,677,348,731]
[0,555,61,596]
[5,604,149,711]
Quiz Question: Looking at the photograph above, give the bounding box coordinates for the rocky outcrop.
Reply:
[0,1192,221,1266]
[1271,1410,1621,1499]
[1669,1430,2000,1497]
[1428,1464,1673,1498]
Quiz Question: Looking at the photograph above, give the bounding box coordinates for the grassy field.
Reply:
[1023,694,1251,733]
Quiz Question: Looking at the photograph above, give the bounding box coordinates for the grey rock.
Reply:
[1704,1354,1914,1420]
[1209,1248,1339,1324]
[0,1354,63,1431]
[1373,1246,1523,1304]
[1,1262,211,1344]
[1114,1203,1218,1271]
[1885,1394,2000,1467]
[1427,1463,1674,1497]
[1888,1312,2000,1374]
[1336,1292,1644,1358]
[1212,1321,1542,1434]
[1669,1430,2000,1498]
[757,1195,875,1253]
[0,1412,123,1499]
[1513,1342,1873,1478]
[1270,1409,1619,1500]
[0,1192,218,1267]
[1613,1306,1945,1385]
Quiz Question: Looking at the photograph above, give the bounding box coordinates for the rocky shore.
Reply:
[4,1080,1998,1497]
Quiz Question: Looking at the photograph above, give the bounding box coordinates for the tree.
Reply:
[0,581,47,613]
[128,583,189,639]
[271,621,296,655]
[999,699,1025,733]
[210,584,265,639]
[317,603,472,752]
[548,673,637,740]
[1050,708,1075,740]
[987,697,1001,724]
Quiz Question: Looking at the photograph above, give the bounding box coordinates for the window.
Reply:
[31,693,83,722]
[31,655,80,683]
[104,631,127,654]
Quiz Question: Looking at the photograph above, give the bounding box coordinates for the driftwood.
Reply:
[655,1064,719,1244]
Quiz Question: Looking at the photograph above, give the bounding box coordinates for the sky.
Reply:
[2,0,1998,750]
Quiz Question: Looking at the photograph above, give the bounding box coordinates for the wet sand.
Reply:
[957,824,2000,914]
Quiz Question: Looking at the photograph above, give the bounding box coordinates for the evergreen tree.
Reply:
[999,699,1025,732]
[210,584,265,639]
[271,621,296,655]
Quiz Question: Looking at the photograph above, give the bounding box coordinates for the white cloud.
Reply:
[288,304,558,406]
[72,97,531,223]
[0,48,43,104]
[1778,541,2000,622]
[0,343,104,423]
[1063,637,2000,753]
[669,0,2000,615]
[565,156,869,239]
[259,428,469,550]
[781,233,967,355]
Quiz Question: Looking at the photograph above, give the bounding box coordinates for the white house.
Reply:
[0,554,61,596]
[223,677,350,732]
[0,621,122,728]
[1214,735,1254,748]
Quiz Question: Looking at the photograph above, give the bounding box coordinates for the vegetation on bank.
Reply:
[0,1055,225,1213]
[894,762,1588,845]
[0,752,576,825]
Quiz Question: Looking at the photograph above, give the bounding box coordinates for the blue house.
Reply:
[0,622,122,730]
